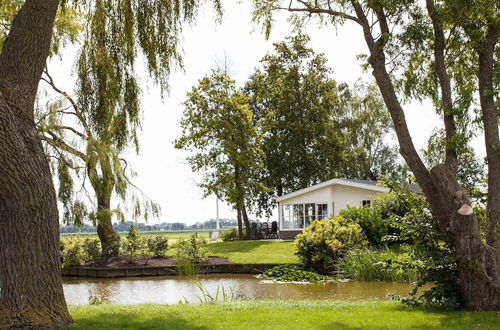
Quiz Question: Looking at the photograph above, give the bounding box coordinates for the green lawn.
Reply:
[64,301,499,329]
[203,240,298,264]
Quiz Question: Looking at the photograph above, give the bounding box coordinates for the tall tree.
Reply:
[0,1,73,327]
[37,69,160,258]
[0,0,220,327]
[244,34,403,213]
[176,70,266,239]
[253,0,499,310]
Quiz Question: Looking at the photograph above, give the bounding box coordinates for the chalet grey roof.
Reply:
[340,178,420,192]
[276,178,420,202]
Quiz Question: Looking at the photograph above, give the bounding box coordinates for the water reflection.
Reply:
[63,274,418,305]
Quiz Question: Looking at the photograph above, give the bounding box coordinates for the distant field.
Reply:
[61,230,213,236]
[60,230,212,243]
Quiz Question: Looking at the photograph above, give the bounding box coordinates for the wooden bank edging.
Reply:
[62,263,328,278]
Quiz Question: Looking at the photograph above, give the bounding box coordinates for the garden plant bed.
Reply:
[62,257,327,278]
[81,256,231,268]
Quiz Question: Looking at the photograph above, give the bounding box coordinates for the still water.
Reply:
[63,274,417,305]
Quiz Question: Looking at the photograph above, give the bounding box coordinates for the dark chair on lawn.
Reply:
[270,221,278,239]
[261,222,270,239]
[250,222,258,240]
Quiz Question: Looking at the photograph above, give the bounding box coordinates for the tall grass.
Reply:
[194,279,236,303]
[176,258,202,275]
[337,247,418,283]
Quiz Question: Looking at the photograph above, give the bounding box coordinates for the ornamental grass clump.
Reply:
[295,217,368,268]
[175,234,208,275]
[337,247,418,283]
[262,265,330,283]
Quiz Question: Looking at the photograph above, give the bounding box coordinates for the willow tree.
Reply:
[0,0,220,327]
[253,0,499,310]
[176,70,266,240]
[38,69,160,258]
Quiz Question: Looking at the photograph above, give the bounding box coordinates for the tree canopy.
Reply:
[244,34,405,209]
[176,70,266,238]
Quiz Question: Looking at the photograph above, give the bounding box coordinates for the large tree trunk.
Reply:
[431,165,500,310]
[96,195,120,258]
[237,207,244,240]
[241,203,252,240]
[351,1,500,311]
[0,0,73,327]
[477,24,500,257]
[0,97,73,328]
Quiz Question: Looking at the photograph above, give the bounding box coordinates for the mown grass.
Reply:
[64,301,499,329]
[202,240,298,264]
[338,247,418,283]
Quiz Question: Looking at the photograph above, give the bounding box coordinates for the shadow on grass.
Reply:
[63,312,210,330]
[388,303,500,329]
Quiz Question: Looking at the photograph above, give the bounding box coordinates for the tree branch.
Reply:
[426,0,458,169]
[40,131,87,161]
[277,0,361,25]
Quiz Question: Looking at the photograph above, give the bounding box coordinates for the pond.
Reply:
[63,274,418,305]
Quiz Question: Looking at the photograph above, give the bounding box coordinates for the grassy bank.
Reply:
[64,301,499,329]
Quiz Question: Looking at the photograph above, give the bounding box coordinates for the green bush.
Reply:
[339,206,388,246]
[295,217,368,267]
[381,179,461,310]
[82,238,101,262]
[262,265,330,283]
[122,225,144,263]
[62,239,86,267]
[175,234,208,275]
[220,228,238,241]
[337,247,418,283]
[147,235,169,257]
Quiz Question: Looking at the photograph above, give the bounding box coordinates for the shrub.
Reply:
[220,228,238,241]
[147,235,169,257]
[62,239,86,267]
[382,179,461,310]
[295,217,368,267]
[337,247,418,282]
[339,206,388,246]
[262,265,330,283]
[175,234,208,275]
[122,225,144,263]
[102,234,121,257]
[82,238,101,262]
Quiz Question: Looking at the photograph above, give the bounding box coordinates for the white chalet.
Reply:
[276,178,389,239]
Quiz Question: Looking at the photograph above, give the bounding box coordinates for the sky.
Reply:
[48,0,485,225]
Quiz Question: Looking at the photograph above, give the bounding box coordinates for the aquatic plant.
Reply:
[262,265,330,283]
